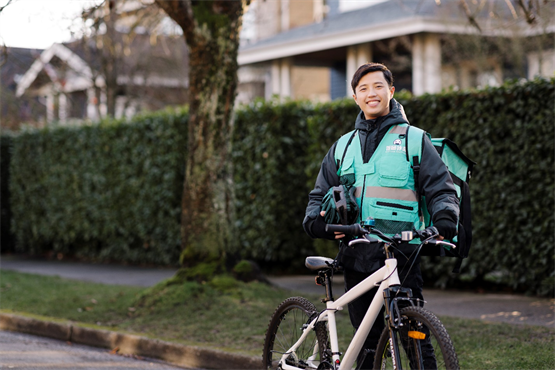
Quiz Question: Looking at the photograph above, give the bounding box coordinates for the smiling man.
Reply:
[303,62,459,369]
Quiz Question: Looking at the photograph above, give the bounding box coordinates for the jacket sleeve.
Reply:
[418,135,460,223]
[303,142,340,238]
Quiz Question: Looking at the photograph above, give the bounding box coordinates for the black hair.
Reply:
[351,63,394,93]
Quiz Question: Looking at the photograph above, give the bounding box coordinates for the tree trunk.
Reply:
[155,1,246,267]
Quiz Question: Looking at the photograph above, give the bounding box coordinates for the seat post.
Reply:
[319,270,335,302]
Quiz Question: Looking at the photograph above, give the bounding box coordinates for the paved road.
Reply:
[2,255,554,327]
[0,330,191,370]
[267,275,555,327]
[0,256,176,287]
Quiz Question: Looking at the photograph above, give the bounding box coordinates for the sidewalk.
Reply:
[267,275,555,327]
[2,254,553,327]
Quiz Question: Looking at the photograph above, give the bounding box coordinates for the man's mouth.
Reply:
[366,100,380,107]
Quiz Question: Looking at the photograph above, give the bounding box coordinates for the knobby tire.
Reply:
[373,306,459,370]
[262,297,329,369]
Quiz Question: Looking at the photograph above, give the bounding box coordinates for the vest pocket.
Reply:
[371,199,417,222]
[369,199,420,235]
[377,160,409,187]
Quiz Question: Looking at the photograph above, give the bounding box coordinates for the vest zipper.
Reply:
[376,201,414,211]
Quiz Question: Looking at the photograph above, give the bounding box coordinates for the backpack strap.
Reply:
[405,126,426,194]
[334,129,358,169]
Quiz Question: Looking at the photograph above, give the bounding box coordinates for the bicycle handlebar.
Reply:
[325,223,367,236]
[325,223,456,251]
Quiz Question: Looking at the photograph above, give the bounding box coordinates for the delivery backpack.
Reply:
[406,126,476,273]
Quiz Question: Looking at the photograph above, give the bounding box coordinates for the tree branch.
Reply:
[516,0,538,24]
[458,0,483,32]
[0,0,14,13]
[154,0,195,40]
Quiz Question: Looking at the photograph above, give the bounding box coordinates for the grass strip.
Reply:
[0,270,553,368]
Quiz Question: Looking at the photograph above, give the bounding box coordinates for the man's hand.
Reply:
[433,216,457,241]
[320,211,345,239]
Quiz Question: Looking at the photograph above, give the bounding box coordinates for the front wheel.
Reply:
[262,297,328,369]
[374,306,459,370]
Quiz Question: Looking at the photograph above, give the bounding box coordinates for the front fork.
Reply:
[382,286,417,369]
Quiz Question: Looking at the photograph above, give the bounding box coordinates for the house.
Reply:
[237,0,555,103]
[1,47,47,130]
[14,32,189,125]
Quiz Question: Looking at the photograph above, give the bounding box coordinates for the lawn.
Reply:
[0,269,553,369]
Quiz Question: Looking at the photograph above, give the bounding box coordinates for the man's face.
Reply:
[352,71,395,120]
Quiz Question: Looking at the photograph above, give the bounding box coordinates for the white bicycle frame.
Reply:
[279,257,400,370]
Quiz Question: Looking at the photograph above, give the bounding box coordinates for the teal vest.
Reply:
[335,124,425,239]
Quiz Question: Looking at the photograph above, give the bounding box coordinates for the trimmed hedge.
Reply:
[231,79,554,295]
[1,134,15,252]
[402,79,555,295]
[232,100,315,270]
[9,109,188,265]
[5,79,553,294]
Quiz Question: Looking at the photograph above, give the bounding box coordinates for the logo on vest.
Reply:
[386,139,406,153]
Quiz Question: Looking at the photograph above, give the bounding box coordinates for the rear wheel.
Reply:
[262,297,328,369]
[374,306,459,370]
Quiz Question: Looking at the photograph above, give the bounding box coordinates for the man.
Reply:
[303,63,459,369]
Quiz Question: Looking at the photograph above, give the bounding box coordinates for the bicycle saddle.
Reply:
[305,256,335,271]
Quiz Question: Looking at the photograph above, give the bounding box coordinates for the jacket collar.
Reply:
[354,98,409,132]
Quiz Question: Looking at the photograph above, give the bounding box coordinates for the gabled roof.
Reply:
[238,0,530,65]
[16,43,93,97]
[16,33,189,97]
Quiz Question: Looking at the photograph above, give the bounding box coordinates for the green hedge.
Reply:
[1,134,15,252]
[5,79,553,295]
[232,100,315,270]
[231,79,554,295]
[9,109,188,265]
[401,79,555,295]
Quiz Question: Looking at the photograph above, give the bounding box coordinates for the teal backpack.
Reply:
[406,126,476,273]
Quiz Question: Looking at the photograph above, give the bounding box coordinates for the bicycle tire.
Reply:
[262,296,329,369]
[373,306,459,370]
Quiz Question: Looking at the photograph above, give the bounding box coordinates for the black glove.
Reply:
[310,213,337,240]
[433,211,457,240]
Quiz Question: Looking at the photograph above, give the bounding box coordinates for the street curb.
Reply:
[0,312,262,369]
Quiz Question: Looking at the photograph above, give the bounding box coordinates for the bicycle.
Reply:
[262,219,460,370]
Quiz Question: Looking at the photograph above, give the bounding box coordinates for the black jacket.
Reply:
[303,99,459,272]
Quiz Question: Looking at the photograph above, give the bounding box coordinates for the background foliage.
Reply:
[1,134,15,252]
[3,79,553,295]
[401,79,554,296]
[8,109,188,265]
[232,100,315,270]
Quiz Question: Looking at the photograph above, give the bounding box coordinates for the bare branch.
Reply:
[0,0,14,13]
[154,0,195,40]
[517,0,538,24]
[458,0,482,32]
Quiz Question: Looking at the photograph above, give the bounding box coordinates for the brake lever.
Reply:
[425,239,457,250]
[348,235,380,247]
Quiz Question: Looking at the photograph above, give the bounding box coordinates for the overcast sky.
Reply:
[0,0,102,49]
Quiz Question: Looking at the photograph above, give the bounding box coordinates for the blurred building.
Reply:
[13,33,188,126]
[1,47,47,130]
[237,0,555,103]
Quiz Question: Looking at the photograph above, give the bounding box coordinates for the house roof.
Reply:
[16,33,189,97]
[238,0,534,65]
[1,47,43,91]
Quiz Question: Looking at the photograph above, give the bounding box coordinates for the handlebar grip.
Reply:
[325,224,367,236]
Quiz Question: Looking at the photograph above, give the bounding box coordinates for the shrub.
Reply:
[232,99,315,270]
[1,134,15,252]
[9,109,188,265]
